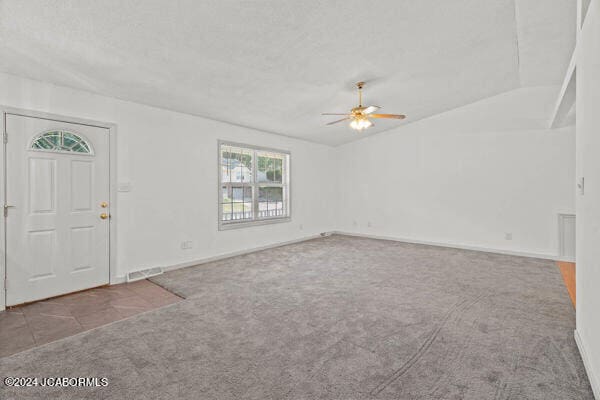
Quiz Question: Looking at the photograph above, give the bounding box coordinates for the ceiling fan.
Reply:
[322,82,406,131]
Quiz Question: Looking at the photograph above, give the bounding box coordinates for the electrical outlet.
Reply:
[181,241,193,250]
[299,224,304,231]
[367,221,372,228]
[504,233,512,240]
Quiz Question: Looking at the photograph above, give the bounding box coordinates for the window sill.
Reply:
[218,217,291,231]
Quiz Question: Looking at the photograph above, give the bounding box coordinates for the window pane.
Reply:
[37,138,54,149]
[232,202,251,220]
[257,156,267,182]
[242,201,253,219]
[221,203,233,221]
[62,132,79,148]
[243,186,252,203]
[262,187,283,202]
[221,147,232,183]
[274,158,283,182]
[222,186,230,202]
[222,185,253,221]
[223,147,253,183]
[231,187,244,201]
[78,141,91,153]
[258,187,284,218]
[223,186,251,202]
[45,132,61,146]
[71,143,88,153]
[257,153,284,183]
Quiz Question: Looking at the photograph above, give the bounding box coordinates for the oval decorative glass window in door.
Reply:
[31,130,93,154]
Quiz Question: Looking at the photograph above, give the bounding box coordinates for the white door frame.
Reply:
[0,106,118,311]
[558,213,576,262]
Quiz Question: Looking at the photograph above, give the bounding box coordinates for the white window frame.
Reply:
[218,140,291,230]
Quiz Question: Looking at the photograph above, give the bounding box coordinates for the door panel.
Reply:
[70,225,94,272]
[27,229,56,280]
[29,158,56,213]
[5,114,110,306]
[71,160,93,211]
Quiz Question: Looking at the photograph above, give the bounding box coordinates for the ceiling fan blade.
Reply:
[362,105,381,114]
[322,113,351,116]
[369,114,406,119]
[326,117,350,125]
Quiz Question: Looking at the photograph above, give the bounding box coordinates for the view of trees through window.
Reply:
[220,143,289,225]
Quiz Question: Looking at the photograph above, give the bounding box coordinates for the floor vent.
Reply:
[127,267,164,282]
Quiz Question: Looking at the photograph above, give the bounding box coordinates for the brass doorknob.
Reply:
[100,213,109,220]
[100,201,108,208]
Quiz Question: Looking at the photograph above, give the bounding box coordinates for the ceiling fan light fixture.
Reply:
[350,117,373,131]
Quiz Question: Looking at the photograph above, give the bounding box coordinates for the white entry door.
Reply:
[4,113,110,306]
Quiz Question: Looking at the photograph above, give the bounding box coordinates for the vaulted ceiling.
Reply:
[0,0,575,145]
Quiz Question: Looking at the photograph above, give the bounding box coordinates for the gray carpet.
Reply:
[0,235,594,399]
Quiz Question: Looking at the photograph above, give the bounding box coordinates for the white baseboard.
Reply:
[575,330,600,399]
[557,256,576,263]
[111,275,128,285]
[111,233,325,283]
[333,231,558,260]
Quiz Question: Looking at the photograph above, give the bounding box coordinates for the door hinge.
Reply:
[2,131,7,144]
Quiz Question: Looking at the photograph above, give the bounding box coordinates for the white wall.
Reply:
[576,0,600,396]
[0,70,581,318]
[0,72,336,287]
[335,86,575,258]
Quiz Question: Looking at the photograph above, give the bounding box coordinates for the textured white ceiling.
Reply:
[0,0,575,145]
[514,0,576,86]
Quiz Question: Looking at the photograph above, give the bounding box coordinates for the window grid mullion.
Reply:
[241,149,246,221]
[282,157,287,217]
[253,150,258,220]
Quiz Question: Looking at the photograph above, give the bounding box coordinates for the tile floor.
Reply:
[0,280,182,357]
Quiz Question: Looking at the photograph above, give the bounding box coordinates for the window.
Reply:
[31,130,92,154]
[219,141,290,229]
